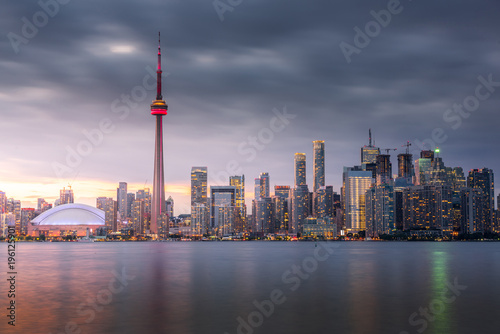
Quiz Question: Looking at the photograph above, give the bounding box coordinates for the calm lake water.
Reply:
[1,241,499,334]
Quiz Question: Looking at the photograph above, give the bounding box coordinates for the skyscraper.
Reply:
[166,196,174,218]
[127,193,135,218]
[191,167,208,206]
[467,168,494,232]
[103,198,118,232]
[294,153,306,187]
[274,185,290,232]
[397,153,413,177]
[210,186,236,235]
[402,185,453,234]
[361,129,380,164]
[117,182,128,219]
[313,140,325,193]
[0,191,6,214]
[254,178,261,200]
[259,172,270,198]
[150,33,169,235]
[59,186,74,205]
[290,185,309,235]
[376,154,392,185]
[344,169,372,233]
[230,175,246,233]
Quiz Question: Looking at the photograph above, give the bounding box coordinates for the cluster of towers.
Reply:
[346,131,496,239]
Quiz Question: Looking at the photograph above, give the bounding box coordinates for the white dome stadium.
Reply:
[31,203,105,226]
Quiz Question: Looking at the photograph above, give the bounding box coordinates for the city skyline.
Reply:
[2,0,500,213]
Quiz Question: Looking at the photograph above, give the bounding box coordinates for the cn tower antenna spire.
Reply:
[156,31,162,100]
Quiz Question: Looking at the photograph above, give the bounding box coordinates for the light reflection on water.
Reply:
[1,242,499,334]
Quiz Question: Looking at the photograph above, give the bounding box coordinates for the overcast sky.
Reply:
[1,0,500,214]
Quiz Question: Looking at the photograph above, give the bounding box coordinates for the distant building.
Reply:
[361,129,380,165]
[0,191,6,214]
[274,185,290,233]
[230,175,246,233]
[117,182,127,220]
[294,153,306,187]
[59,186,74,205]
[103,198,118,232]
[131,199,146,234]
[460,188,485,234]
[344,169,372,233]
[7,198,21,235]
[397,153,413,182]
[301,217,337,240]
[191,167,208,206]
[254,197,275,234]
[191,203,208,237]
[21,208,36,235]
[313,140,325,193]
[210,186,236,235]
[290,185,309,235]
[315,186,334,219]
[166,196,174,218]
[259,173,270,198]
[127,193,135,218]
[402,185,453,234]
[365,184,394,238]
[467,168,494,233]
[376,154,392,185]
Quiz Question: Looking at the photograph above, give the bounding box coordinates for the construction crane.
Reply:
[402,141,412,154]
[382,148,397,155]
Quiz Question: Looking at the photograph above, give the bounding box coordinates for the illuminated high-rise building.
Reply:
[460,188,485,234]
[0,191,6,214]
[191,167,208,206]
[20,208,36,235]
[210,186,236,235]
[259,172,270,198]
[294,153,306,187]
[150,33,169,235]
[313,140,325,193]
[365,184,394,238]
[7,198,21,235]
[274,185,290,232]
[414,158,432,185]
[230,175,246,233]
[131,199,146,234]
[467,168,494,232]
[315,186,334,219]
[255,197,275,234]
[191,203,209,236]
[59,186,74,205]
[344,169,372,233]
[402,185,453,234]
[361,129,380,164]
[127,193,135,218]
[290,185,309,235]
[103,197,118,232]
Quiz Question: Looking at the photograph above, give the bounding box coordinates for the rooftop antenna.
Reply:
[369,129,372,147]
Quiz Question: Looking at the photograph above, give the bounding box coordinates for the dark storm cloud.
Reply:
[1,0,500,209]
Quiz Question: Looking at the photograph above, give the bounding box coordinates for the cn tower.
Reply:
[150,32,168,234]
